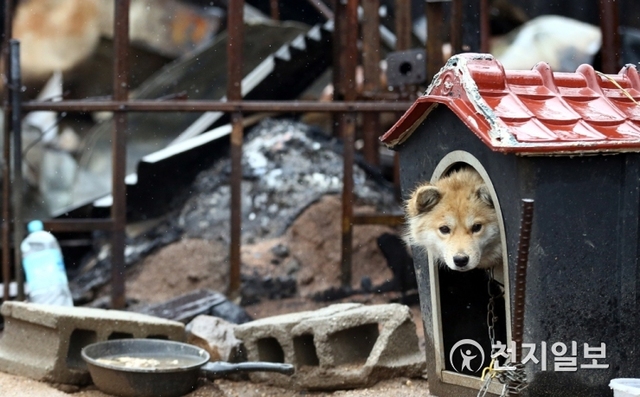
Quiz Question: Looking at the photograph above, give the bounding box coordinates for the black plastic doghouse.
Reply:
[381,53,640,397]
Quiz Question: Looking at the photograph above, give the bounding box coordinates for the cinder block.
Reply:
[235,303,425,390]
[0,301,185,385]
[234,303,360,386]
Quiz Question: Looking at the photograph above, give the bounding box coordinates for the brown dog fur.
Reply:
[405,168,502,272]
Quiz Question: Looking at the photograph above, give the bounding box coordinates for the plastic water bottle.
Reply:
[21,220,73,306]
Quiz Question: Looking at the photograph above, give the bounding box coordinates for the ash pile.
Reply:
[71,118,405,310]
[180,118,398,243]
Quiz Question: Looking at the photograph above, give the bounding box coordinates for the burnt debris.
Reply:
[69,119,399,305]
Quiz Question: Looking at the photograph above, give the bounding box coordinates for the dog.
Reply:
[405,167,502,272]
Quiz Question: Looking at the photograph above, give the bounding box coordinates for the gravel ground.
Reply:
[0,371,431,397]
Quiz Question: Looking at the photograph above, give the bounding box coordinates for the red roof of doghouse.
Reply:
[380,53,640,155]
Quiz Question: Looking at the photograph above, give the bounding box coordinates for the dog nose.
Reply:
[453,255,469,268]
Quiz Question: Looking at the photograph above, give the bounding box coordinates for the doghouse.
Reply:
[381,53,640,397]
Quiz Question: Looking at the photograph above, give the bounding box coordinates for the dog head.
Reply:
[405,169,502,272]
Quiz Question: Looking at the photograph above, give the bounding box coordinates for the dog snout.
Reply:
[453,255,469,268]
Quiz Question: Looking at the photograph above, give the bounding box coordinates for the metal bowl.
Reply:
[81,338,210,397]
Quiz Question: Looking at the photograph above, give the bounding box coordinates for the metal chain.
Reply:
[486,268,500,353]
[477,269,528,397]
[496,363,528,395]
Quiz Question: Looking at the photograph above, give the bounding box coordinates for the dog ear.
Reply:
[407,185,441,216]
[476,185,494,208]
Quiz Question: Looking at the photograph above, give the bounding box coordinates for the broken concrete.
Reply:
[234,303,425,390]
[291,304,426,389]
[186,315,244,363]
[234,303,361,386]
[0,301,185,385]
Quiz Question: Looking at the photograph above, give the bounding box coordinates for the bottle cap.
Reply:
[27,220,44,233]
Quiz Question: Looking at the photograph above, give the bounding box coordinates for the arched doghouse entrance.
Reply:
[428,151,512,393]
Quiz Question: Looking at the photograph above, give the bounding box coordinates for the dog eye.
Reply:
[471,223,482,233]
[439,226,451,234]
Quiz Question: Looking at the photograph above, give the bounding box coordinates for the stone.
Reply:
[186,315,244,362]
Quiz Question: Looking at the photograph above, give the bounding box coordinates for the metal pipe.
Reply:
[426,1,445,82]
[480,0,490,53]
[513,198,534,364]
[2,0,15,302]
[341,111,355,288]
[10,39,23,301]
[339,0,358,288]
[361,0,381,166]
[359,91,404,101]
[450,0,463,54]
[43,219,114,232]
[599,0,620,74]
[332,0,346,139]
[227,0,244,298]
[394,0,412,51]
[110,0,130,309]
[21,100,413,113]
[352,214,404,226]
[393,0,412,199]
[229,112,243,297]
[269,0,279,20]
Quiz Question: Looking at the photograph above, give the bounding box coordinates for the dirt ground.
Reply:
[123,195,399,302]
[0,371,431,397]
[1,195,430,396]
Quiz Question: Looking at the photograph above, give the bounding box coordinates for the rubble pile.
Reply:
[70,119,400,306]
[178,118,398,243]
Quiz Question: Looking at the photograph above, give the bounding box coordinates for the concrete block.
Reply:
[234,303,425,390]
[0,301,185,385]
[234,303,361,386]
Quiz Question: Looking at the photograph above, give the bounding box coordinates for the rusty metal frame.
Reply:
[109,0,130,309]
[227,0,244,298]
[269,0,280,20]
[426,0,446,81]
[361,0,382,166]
[1,0,412,306]
[599,0,621,73]
[1,0,15,307]
[22,100,411,113]
[333,0,358,287]
[9,39,23,301]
